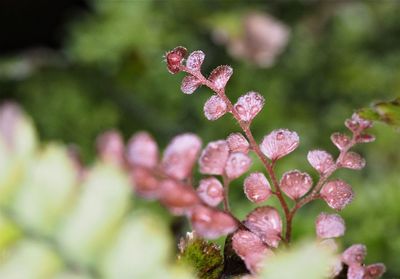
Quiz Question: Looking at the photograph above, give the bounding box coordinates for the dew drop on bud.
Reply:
[197,177,224,207]
[181,75,201,94]
[225,152,252,180]
[232,230,273,274]
[186,50,205,71]
[320,179,354,211]
[198,140,229,175]
[280,170,312,200]
[244,172,272,203]
[165,46,187,74]
[342,244,367,266]
[161,133,202,180]
[244,206,282,248]
[208,65,233,90]
[331,132,351,151]
[233,91,265,122]
[365,263,386,279]
[126,131,159,168]
[96,130,125,166]
[260,129,299,161]
[339,151,366,170]
[203,95,228,121]
[307,150,335,174]
[226,132,250,154]
[315,212,345,239]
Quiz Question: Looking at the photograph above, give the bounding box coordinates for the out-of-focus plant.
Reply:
[358,98,400,130]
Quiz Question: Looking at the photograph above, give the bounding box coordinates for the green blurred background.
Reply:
[0,0,399,277]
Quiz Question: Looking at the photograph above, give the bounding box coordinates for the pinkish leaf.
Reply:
[244,172,272,203]
[280,170,312,200]
[131,167,160,199]
[244,206,282,248]
[96,130,125,165]
[190,205,237,239]
[225,152,252,180]
[208,65,233,90]
[159,179,200,215]
[260,129,299,161]
[186,50,205,71]
[226,132,250,154]
[345,113,373,133]
[198,140,230,175]
[234,91,265,122]
[342,244,367,266]
[348,264,366,279]
[315,212,345,239]
[197,177,224,207]
[181,75,201,94]
[126,131,158,168]
[165,46,187,74]
[161,133,202,180]
[339,151,366,170]
[307,150,335,174]
[331,132,351,151]
[203,95,228,121]
[356,133,376,144]
[364,263,386,279]
[232,230,273,274]
[320,179,354,211]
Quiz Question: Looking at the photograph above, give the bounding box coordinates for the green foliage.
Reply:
[359,98,400,129]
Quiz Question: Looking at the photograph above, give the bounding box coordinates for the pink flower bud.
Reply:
[339,151,366,170]
[126,132,158,168]
[197,177,224,207]
[96,130,125,166]
[165,46,187,74]
[244,206,282,248]
[226,132,250,154]
[280,170,312,200]
[181,75,201,94]
[203,95,228,121]
[356,133,376,144]
[208,65,233,90]
[186,50,205,71]
[348,264,366,279]
[320,179,354,211]
[307,150,335,174]
[225,152,252,180]
[331,132,351,151]
[345,113,373,133]
[131,167,160,199]
[0,102,23,149]
[199,140,230,175]
[342,244,367,266]
[234,91,265,122]
[232,230,273,274]
[190,205,237,239]
[315,212,345,239]
[260,129,299,161]
[244,172,272,203]
[159,179,200,215]
[364,263,386,279]
[161,133,202,180]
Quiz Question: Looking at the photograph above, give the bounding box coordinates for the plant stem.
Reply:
[222,175,231,212]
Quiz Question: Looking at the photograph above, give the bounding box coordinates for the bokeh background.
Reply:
[1,0,399,277]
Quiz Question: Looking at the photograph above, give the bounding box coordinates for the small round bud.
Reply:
[225,152,252,180]
[315,212,345,239]
[126,131,158,168]
[198,140,230,175]
[197,177,224,207]
[307,150,335,175]
[226,132,249,154]
[280,170,312,200]
[203,95,228,121]
[181,75,201,94]
[365,263,386,279]
[165,46,187,74]
[244,172,272,203]
[244,206,282,248]
[345,113,373,133]
[356,133,376,144]
[131,167,160,199]
[339,151,366,170]
[342,244,367,266]
[260,129,299,161]
[347,264,366,279]
[96,130,125,166]
[161,133,202,180]
[320,179,354,211]
[234,91,265,122]
[186,50,205,71]
[208,65,233,90]
[331,132,351,151]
